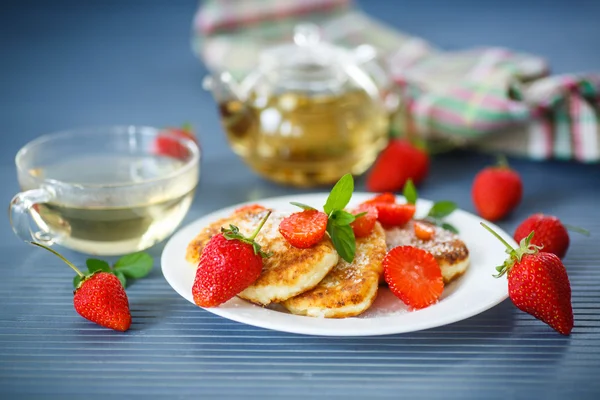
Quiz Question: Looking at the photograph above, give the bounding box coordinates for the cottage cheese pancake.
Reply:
[282,222,387,318]
[385,221,470,284]
[186,206,339,306]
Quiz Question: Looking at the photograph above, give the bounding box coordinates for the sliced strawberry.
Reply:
[374,203,416,227]
[361,192,396,206]
[350,205,378,238]
[414,221,435,241]
[234,204,267,214]
[384,246,444,309]
[279,210,328,249]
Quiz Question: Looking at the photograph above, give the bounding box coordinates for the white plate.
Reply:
[161,193,513,336]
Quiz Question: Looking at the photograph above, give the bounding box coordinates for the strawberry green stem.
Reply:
[29,241,84,277]
[496,154,509,168]
[248,210,272,241]
[480,222,515,254]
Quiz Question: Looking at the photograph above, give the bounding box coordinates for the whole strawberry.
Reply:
[193,211,272,307]
[366,139,430,192]
[73,272,131,332]
[30,242,131,332]
[155,124,198,159]
[514,214,570,259]
[472,157,522,221]
[482,223,573,335]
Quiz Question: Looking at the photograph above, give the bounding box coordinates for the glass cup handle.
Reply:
[9,186,55,245]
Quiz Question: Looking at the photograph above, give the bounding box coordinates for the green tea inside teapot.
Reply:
[204,24,391,187]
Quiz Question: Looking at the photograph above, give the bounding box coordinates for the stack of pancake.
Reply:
[185,206,470,318]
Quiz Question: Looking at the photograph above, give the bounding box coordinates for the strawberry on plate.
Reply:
[482,223,573,335]
[414,221,436,241]
[383,245,444,310]
[279,209,328,249]
[193,211,272,307]
[375,203,416,227]
[350,205,378,238]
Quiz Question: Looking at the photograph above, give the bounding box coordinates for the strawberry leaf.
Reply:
[324,173,354,215]
[326,220,356,263]
[86,259,111,273]
[290,202,316,211]
[114,252,153,279]
[114,270,127,288]
[73,274,82,289]
[403,179,418,205]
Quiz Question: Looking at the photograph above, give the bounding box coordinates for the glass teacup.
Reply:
[9,126,200,256]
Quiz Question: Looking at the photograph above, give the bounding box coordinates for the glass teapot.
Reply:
[203,24,393,187]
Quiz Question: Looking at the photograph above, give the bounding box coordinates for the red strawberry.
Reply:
[482,223,573,335]
[514,214,570,259]
[193,211,272,307]
[279,209,328,249]
[366,139,430,192]
[414,221,435,241]
[374,203,416,227]
[361,192,396,206]
[384,246,444,309]
[234,203,267,214]
[29,242,131,332]
[350,205,378,238]
[73,272,131,332]
[154,124,198,159]
[471,157,523,221]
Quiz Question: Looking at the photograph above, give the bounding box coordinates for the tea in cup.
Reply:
[9,126,200,256]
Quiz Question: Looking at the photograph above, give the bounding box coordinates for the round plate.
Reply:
[161,193,513,336]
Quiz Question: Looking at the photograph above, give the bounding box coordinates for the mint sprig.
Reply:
[400,179,459,233]
[290,173,357,263]
[73,252,154,289]
[424,201,459,233]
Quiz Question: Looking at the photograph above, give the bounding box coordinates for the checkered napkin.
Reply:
[192,0,600,162]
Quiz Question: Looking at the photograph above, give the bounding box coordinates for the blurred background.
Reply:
[2,0,599,161]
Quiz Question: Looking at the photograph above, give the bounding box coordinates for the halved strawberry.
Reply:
[361,192,396,206]
[350,205,378,238]
[374,203,416,227]
[279,210,328,249]
[384,246,443,309]
[414,221,436,241]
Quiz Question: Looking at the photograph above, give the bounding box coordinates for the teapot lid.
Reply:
[251,24,357,94]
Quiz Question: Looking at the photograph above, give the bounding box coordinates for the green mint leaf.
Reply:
[86,258,111,273]
[441,222,459,234]
[428,201,457,219]
[403,179,418,205]
[114,270,127,288]
[290,202,316,211]
[114,252,153,279]
[327,220,356,263]
[73,275,82,289]
[330,209,355,226]
[354,211,367,219]
[324,173,354,215]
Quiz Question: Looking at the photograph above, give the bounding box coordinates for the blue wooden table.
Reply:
[1,1,599,398]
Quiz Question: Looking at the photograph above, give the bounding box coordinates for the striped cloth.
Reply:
[192,0,600,163]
